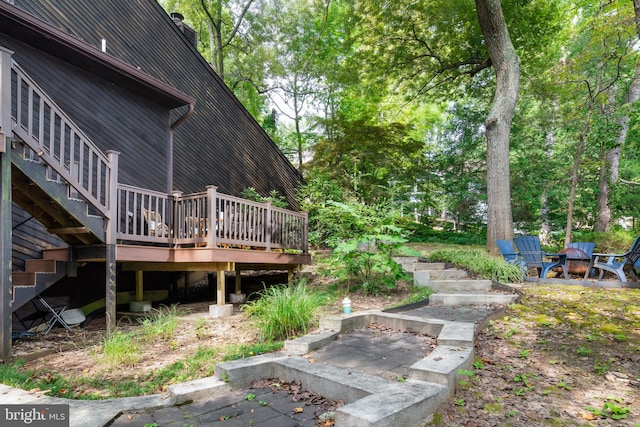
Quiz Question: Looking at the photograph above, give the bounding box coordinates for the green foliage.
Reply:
[99,331,142,368]
[222,342,283,361]
[329,226,412,296]
[304,197,417,295]
[586,399,631,420]
[310,117,427,206]
[427,248,523,283]
[138,305,179,342]
[404,222,486,246]
[241,280,323,342]
[385,286,434,310]
[240,187,288,209]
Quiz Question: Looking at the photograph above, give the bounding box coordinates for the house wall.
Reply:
[0,35,171,192]
[1,34,174,266]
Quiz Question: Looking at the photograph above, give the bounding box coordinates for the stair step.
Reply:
[428,269,468,279]
[24,259,57,273]
[420,279,493,292]
[429,293,519,306]
[414,262,446,271]
[413,270,469,286]
[43,248,69,261]
[12,272,36,287]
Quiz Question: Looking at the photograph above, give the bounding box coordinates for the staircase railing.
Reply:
[10,61,112,217]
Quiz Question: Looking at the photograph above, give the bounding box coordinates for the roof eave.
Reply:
[0,1,195,109]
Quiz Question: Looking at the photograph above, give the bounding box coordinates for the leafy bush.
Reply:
[240,187,288,208]
[242,280,323,342]
[427,248,523,283]
[328,225,415,295]
[403,221,487,246]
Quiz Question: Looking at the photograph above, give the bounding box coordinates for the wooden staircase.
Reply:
[11,144,105,246]
[9,145,105,311]
[11,249,69,312]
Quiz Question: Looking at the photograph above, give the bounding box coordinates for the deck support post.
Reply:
[0,47,13,153]
[234,265,241,294]
[288,267,295,284]
[105,150,120,334]
[105,244,116,334]
[1,48,13,359]
[135,271,144,301]
[0,137,12,360]
[217,269,225,305]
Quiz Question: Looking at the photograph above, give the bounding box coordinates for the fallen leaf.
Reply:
[293,407,304,414]
[581,413,597,420]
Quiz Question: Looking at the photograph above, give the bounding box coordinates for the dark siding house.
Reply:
[0,0,309,360]
[14,0,304,207]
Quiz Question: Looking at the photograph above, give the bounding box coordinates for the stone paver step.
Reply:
[413,270,471,286]
[429,279,493,292]
[429,293,519,306]
[414,262,446,271]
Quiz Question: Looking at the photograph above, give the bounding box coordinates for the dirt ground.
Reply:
[9,281,640,426]
[9,281,414,397]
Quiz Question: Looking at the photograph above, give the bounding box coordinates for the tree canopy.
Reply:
[159,0,640,247]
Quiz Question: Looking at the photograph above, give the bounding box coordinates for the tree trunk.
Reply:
[564,113,591,246]
[596,3,640,231]
[475,0,520,253]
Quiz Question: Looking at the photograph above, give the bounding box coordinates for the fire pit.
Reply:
[561,247,590,275]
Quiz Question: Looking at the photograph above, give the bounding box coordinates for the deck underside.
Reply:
[50,245,311,272]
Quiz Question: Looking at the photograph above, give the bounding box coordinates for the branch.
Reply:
[200,0,219,33]
[620,178,640,186]
[224,0,256,48]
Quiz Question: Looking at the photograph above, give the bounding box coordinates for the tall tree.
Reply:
[160,0,270,117]
[475,0,519,252]
[596,0,640,232]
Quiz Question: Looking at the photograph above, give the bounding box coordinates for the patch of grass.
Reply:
[384,286,433,310]
[222,342,283,361]
[138,304,179,342]
[98,331,142,367]
[194,317,208,339]
[242,279,324,342]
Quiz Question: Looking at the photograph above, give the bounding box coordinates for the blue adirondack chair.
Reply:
[514,236,569,279]
[586,236,640,282]
[567,241,595,257]
[496,239,526,276]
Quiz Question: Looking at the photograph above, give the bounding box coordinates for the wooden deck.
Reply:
[65,244,310,270]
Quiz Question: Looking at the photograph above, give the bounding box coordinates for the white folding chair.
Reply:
[38,297,71,334]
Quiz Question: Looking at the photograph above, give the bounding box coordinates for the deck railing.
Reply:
[116,185,308,253]
[10,61,112,216]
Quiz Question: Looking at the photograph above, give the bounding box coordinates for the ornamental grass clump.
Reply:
[427,248,523,283]
[242,280,323,342]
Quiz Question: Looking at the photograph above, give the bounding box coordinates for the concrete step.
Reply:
[420,279,493,292]
[413,270,471,286]
[429,293,519,306]
[393,257,446,273]
[414,262,446,271]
